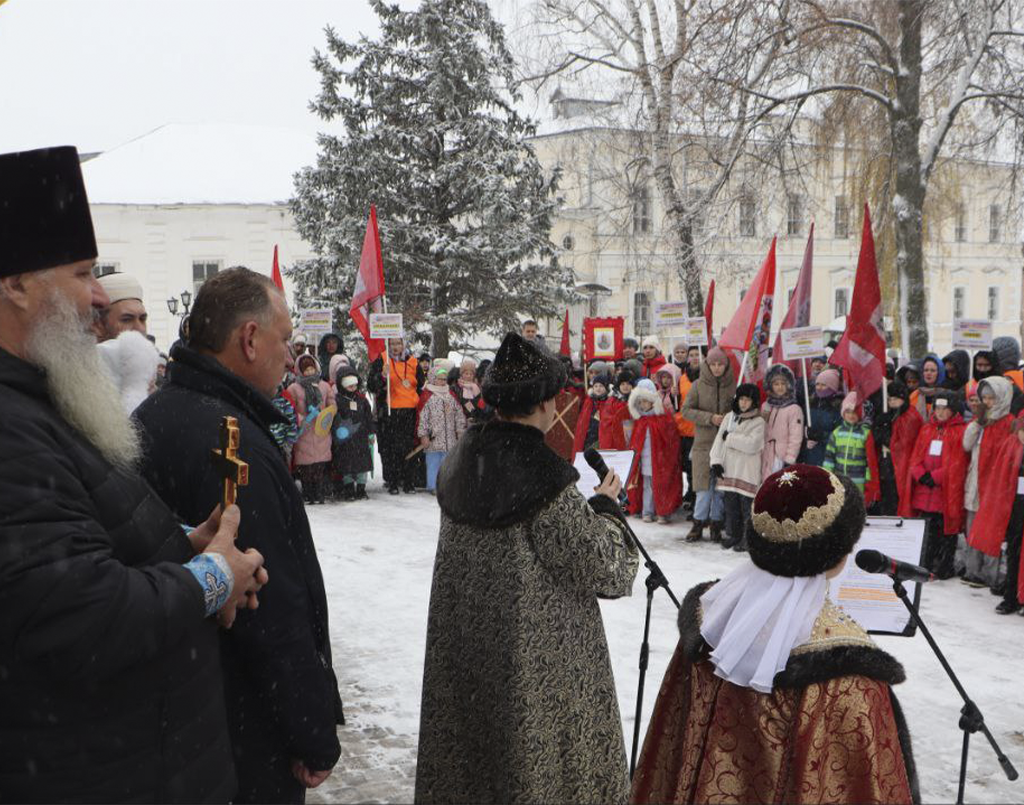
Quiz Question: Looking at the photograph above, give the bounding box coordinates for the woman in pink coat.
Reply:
[287,354,337,504]
[761,364,805,479]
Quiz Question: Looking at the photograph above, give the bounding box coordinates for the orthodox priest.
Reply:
[632,464,918,805]
[416,333,639,804]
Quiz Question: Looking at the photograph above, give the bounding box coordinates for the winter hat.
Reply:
[616,369,637,389]
[993,336,1021,372]
[641,335,661,352]
[296,353,320,375]
[591,374,611,395]
[328,353,350,385]
[930,390,964,416]
[0,146,98,276]
[815,368,842,395]
[972,350,1000,381]
[628,378,664,419]
[748,464,866,577]
[588,359,610,376]
[886,381,909,403]
[706,346,728,365]
[482,332,566,409]
[339,370,360,390]
[733,383,761,413]
[841,391,859,416]
[623,337,639,351]
[293,332,308,346]
[623,358,644,378]
[97,272,144,305]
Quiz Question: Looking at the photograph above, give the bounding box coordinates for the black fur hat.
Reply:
[930,389,964,415]
[616,369,637,389]
[733,382,761,414]
[747,464,866,577]
[0,146,98,276]
[483,333,566,409]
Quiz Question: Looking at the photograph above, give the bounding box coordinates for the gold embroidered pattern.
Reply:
[791,597,876,655]
[751,472,846,542]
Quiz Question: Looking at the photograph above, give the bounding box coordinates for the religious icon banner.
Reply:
[583,316,624,362]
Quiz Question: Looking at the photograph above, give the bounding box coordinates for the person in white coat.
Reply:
[709,383,766,551]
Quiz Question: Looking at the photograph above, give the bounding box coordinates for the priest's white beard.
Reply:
[24,287,142,470]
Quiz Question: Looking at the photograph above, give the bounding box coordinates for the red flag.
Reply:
[719,237,776,382]
[349,206,387,363]
[772,224,815,376]
[271,244,285,292]
[559,309,571,356]
[703,280,715,346]
[831,205,885,401]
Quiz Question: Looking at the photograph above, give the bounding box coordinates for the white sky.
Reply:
[0,0,425,154]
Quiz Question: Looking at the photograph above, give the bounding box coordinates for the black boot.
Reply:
[341,483,356,501]
[388,484,400,495]
[355,483,368,500]
[685,520,705,542]
[709,521,724,543]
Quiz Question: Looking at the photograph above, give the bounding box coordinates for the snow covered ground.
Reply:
[307,474,1024,804]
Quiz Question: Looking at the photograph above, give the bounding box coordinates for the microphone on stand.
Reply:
[583,447,629,505]
[855,549,936,584]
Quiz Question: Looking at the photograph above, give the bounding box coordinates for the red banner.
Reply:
[349,206,387,363]
[582,317,624,363]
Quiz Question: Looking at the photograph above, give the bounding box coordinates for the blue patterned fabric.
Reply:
[184,553,234,616]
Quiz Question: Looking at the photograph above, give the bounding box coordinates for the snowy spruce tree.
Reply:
[291,0,572,358]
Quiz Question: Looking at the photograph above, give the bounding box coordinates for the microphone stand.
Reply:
[618,513,680,780]
[890,578,1018,803]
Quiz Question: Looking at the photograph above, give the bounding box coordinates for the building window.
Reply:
[988,286,1000,321]
[93,262,118,278]
[562,234,575,251]
[634,291,651,334]
[834,196,849,239]
[632,185,651,234]
[834,287,850,318]
[989,204,1001,243]
[955,203,967,242]
[953,286,966,320]
[787,195,802,236]
[193,260,221,295]
[739,195,756,238]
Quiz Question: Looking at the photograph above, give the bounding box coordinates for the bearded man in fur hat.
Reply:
[632,464,919,805]
[415,332,640,805]
[0,146,266,802]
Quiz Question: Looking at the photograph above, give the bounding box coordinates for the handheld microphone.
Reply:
[583,447,628,504]
[855,549,936,584]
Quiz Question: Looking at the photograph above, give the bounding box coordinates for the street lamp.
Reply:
[575,282,613,317]
[166,290,193,317]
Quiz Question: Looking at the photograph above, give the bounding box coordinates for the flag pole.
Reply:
[801,357,812,428]
[382,295,392,416]
[738,350,750,385]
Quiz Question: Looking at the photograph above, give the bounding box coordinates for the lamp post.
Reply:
[166,290,193,343]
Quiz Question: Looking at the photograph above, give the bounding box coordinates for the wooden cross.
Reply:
[211,416,249,509]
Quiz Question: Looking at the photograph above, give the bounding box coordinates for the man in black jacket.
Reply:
[0,146,265,802]
[135,267,343,804]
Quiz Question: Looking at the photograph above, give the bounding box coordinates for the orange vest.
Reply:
[387,356,420,408]
[677,372,696,437]
[1006,369,1024,391]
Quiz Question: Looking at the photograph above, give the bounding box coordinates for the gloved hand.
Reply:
[711,463,725,479]
[806,427,825,442]
[919,471,936,488]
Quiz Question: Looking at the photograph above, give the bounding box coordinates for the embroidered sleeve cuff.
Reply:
[184,553,234,617]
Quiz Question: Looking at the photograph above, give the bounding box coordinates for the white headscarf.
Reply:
[699,562,828,693]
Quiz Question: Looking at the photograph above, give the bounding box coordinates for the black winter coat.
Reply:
[0,347,234,803]
[332,388,375,476]
[134,346,343,794]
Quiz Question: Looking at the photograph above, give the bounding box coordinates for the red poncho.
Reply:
[968,414,1015,555]
[642,353,667,378]
[626,413,682,517]
[573,396,630,454]
[893,407,925,518]
[907,414,968,535]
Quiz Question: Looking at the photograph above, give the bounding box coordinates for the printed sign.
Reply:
[299,308,333,339]
[653,301,689,329]
[683,316,709,347]
[780,325,825,360]
[369,313,404,339]
[951,318,993,350]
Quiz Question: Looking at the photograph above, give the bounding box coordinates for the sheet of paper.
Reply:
[827,516,927,636]
[572,449,637,499]
[929,439,943,456]
[1017,476,1024,495]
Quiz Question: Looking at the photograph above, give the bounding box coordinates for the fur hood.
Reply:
[97,330,160,414]
[628,381,664,419]
[437,420,579,529]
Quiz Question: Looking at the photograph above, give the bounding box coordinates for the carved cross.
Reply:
[211,416,249,509]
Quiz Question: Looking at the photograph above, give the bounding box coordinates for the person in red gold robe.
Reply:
[632,464,918,805]
[625,379,682,524]
[544,364,584,462]
[967,413,1024,614]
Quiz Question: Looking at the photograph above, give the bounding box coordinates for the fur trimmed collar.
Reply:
[678,580,906,688]
[437,419,579,529]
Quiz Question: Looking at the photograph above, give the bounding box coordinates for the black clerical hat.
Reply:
[482,333,565,409]
[0,146,98,277]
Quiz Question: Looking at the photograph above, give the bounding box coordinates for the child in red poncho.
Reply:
[626,378,682,524]
[968,414,1024,614]
[572,374,628,454]
[908,392,968,578]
